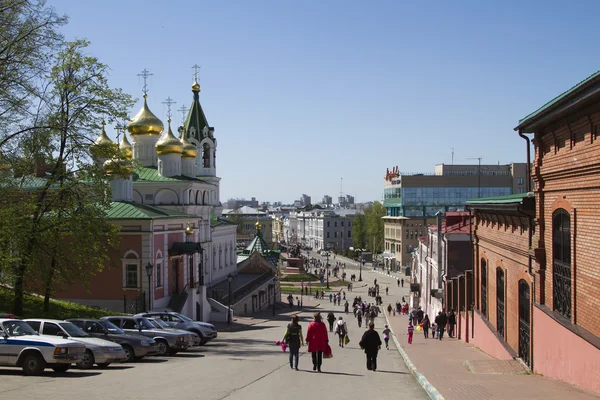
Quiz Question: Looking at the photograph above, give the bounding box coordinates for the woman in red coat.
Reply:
[305,312,329,372]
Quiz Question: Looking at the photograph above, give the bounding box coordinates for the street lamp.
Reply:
[227,273,233,325]
[325,253,330,289]
[359,258,364,282]
[145,262,153,312]
[272,276,279,316]
[300,280,304,309]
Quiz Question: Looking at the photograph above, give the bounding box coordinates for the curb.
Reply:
[384,312,445,400]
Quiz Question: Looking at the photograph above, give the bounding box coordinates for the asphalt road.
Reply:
[0,277,426,400]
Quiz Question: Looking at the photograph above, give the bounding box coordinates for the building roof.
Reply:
[465,192,533,206]
[515,69,600,132]
[107,201,191,220]
[223,206,266,215]
[237,227,280,266]
[133,166,212,184]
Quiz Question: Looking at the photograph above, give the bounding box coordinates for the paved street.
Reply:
[0,281,425,400]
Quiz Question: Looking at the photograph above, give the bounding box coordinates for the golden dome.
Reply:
[103,157,133,176]
[155,120,183,155]
[93,121,117,148]
[181,135,197,158]
[119,131,133,160]
[255,219,262,231]
[192,81,200,92]
[127,95,164,136]
[185,222,193,236]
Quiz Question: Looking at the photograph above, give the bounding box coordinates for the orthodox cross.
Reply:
[192,64,201,81]
[162,97,177,121]
[114,122,124,143]
[177,105,188,124]
[137,68,153,96]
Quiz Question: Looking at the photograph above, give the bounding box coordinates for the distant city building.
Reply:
[222,206,273,247]
[322,195,333,205]
[301,194,311,207]
[287,208,360,251]
[226,197,259,209]
[346,195,354,205]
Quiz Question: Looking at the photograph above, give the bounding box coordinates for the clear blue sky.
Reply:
[48,0,600,204]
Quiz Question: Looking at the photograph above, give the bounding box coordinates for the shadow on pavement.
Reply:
[313,371,364,377]
[375,370,409,374]
[133,358,169,363]
[97,365,134,370]
[174,353,205,358]
[0,370,102,378]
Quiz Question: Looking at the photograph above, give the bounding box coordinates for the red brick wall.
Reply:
[473,212,532,356]
[153,233,165,301]
[534,106,600,337]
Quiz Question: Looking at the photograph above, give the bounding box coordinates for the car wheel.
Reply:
[167,349,178,356]
[22,353,46,376]
[97,363,110,369]
[156,340,169,356]
[51,365,70,373]
[77,350,95,369]
[121,344,135,362]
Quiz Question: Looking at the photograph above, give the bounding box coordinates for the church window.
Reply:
[125,265,138,288]
[156,263,162,287]
[203,143,210,168]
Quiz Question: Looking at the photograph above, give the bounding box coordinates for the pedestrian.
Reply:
[385,286,389,295]
[344,300,349,314]
[333,296,337,306]
[282,315,304,370]
[397,278,400,287]
[329,293,333,303]
[335,317,347,348]
[448,309,456,338]
[431,322,437,339]
[359,322,382,371]
[422,315,430,339]
[306,313,329,372]
[296,297,300,309]
[327,312,336,332]
[408,321,414,344]
[356,308,363,328]
[387,303,392,316]
[382,324,391,350]
[369,308,376,326]
[417,307,424,325]
[401,278,404,287]
[438,310,448,340]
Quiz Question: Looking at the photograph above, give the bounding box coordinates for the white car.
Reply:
[25,319,126,369]
[0,318,85,375]
[320,251,330,257]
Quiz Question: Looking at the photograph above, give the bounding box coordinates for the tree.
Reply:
[8,40,134,315]
[352,213,367,249]
[362,201,386,254]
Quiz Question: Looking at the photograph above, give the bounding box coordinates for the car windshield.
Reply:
[59,322,89,338]
[2,320,38,336]
[137,318,155,330]
[147,319,164,329]
[99,320,125,334]
[152,318,171,328]
[174,313,191,322]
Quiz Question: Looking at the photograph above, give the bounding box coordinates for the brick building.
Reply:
[462,70,600,393]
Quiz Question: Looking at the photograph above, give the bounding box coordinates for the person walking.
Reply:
[397,278,400,287]
[401,278,404,287]
[335,317,347,348]
[344,300,349,314]
[356,308,363,328]
[422,315,430,339]
[416,307,424,325]
[359,322,382,371]
[369,308,376,326]
[306,313,329,372]
[448,309,456,338]
[282,315,304,370]
[408,321,414,344]
[327,312,336,332]
[329,293,333,303]
[382,324,391,350]
[387,303,393,316]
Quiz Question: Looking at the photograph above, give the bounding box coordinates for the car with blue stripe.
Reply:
[0,318,85,375]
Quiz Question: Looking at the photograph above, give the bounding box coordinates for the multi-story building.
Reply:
[301,194,311,207]
[461,70,600,393]
[222,206,273,247]
[226,197,258,209]
[322,195,333,205]
[382,163,526,269]
[289,208,358,251]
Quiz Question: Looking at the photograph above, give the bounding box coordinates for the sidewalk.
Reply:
[385,312,600,400]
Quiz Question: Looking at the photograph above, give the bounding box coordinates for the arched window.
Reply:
[203,143,210,168]
[496,267,505,338]
[480,259,487,316]
[552,209,571,318]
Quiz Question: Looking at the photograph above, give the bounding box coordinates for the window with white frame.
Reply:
[122,250,141,289]
[156,263,162,287]
[125,264,138,288]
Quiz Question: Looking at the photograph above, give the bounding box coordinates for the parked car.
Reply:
[68,319,158,362]
[136,311,217,345]
[145,317,201,346]
[25,319,126,369]
[0,318,85,375]
[100,316,189,356]
[320,251,329,257]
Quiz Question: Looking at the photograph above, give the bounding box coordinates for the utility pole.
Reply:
[468,157,482,198]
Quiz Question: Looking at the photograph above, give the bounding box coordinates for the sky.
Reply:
[47,0,600,204]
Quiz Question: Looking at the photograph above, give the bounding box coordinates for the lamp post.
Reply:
[359,258,364,282]
[300,280,304,309]
[272,276,279,316]
[145,262,153,312]
[325,253,330,289]
[227,273,233,325]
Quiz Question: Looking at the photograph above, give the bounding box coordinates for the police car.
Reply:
[0,318,85,375]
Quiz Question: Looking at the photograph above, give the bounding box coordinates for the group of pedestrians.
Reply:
[404,308,457,342]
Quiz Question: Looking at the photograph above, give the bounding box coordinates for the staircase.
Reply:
[167,286,189,313]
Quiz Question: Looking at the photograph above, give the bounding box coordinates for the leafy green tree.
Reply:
[365,201,386,254]
[9,40,134,315]
[352,213,367,249]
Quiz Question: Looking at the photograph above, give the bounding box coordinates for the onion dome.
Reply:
[255,219,262,231]
[119,131,133,160]
[185,222,193,236]
[155,120,183,155]
[103,157,133,176]
[192,81,200,92]
[127,95,164,136]
[181,134,197,159]
[92,121,117,148]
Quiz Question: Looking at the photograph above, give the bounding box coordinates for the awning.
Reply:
[169,242,203,256]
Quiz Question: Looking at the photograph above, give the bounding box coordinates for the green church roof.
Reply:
[107,201,192,220]
[133,166,212,184]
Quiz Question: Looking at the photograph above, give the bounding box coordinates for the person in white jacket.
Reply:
[335,317,348,348]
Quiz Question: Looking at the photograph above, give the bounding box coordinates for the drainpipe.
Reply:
[518,130,531,192]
